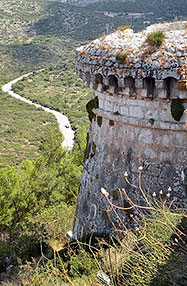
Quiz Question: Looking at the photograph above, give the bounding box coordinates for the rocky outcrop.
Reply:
[73,21,187,240]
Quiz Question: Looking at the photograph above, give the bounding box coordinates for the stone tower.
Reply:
[73,21,187,239]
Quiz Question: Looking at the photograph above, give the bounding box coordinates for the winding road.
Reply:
[2,73,75,150]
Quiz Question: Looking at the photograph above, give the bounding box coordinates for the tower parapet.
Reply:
[73,21,187,239]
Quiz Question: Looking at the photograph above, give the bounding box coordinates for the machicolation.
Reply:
[73,21,187,240]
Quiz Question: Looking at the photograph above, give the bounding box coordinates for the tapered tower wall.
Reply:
[73,21,187,239]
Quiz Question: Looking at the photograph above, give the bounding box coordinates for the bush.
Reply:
[116,51,127,63]
[170,98,184,121]
[117,25,131,31]
[0,240,13,273]
[146,31,165,48]
[16,168,187,286]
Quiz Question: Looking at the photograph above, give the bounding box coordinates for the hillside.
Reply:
[0,0,131,165]
[85,0,187,30]
[0,1,186,285]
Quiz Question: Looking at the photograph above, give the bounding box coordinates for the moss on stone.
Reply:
[109,119,114,126]
[86,96,99,122]
[149,118,155,125]
[113,111,120,115]
[170,98,184,121]
[97,116,103,127]
[95,174,99,180]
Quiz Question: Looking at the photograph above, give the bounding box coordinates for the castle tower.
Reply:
[73,21,187,239]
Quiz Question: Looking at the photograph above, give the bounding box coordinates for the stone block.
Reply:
[97,84,103,92]
[113,104,120,113]
[120,106,129,116]
[126,98,138,106]
[179,90,187,99]
[129,106,144,119]
[118,78,125,88]
[145,109,158,121]
[158,89,167,99]
[155,80,164,89]
[143,147,157,160]
[135,79,143,89]
[159,151,173,162]
[122,87,130,96]
[159,109,173,122]
[138,88,147,98]
[104,100,113,112]
[99,98,104,109]
[138,129,153,144]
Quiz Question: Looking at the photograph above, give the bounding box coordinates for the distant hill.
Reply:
[79,0,187,31]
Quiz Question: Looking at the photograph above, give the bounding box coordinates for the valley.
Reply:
[0,1,186,285]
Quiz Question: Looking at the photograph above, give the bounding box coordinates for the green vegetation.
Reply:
[85,0,187,31]
[0,1,187,285]
[0,91,61,167]
[0,132,85,268]
[109,119,114,126]
[97,116,103,127]
[171,98,184,121]
[115,51,127,63]
[0,0,127,164]
[146,31,165,48]
[12,65,93,138]
[117,25,131,31]
[86,97,99,122]
[2,169,185,286]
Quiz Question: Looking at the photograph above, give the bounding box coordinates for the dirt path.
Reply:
[2,72,74,150]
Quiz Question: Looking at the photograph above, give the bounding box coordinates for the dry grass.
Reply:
[99,32,106,41]
[117,25,131,32]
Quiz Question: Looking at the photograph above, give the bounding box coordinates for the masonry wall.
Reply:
[73,22,187,239]
[73,85,187,239]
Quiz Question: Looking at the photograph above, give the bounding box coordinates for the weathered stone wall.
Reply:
[73,21,187,239]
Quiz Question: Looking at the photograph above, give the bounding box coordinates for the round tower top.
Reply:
[76,21,187,82]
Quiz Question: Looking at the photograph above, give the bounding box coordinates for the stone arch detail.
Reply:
[143,77,155,97]
[108,75,118,88]
[95,73,103,85]
[164,77,178,99]
[124,76,136,95]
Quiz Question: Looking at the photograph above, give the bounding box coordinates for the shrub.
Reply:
[171,98,184,121]
[146,31,165,48]
[99,169,187,286]
[97,116,102,127]
[0,240,13,273]
[100,33,106,41]
[116,51,127,63]
[117,25,131,31]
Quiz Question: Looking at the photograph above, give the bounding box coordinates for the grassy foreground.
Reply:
[0,161,186,285]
